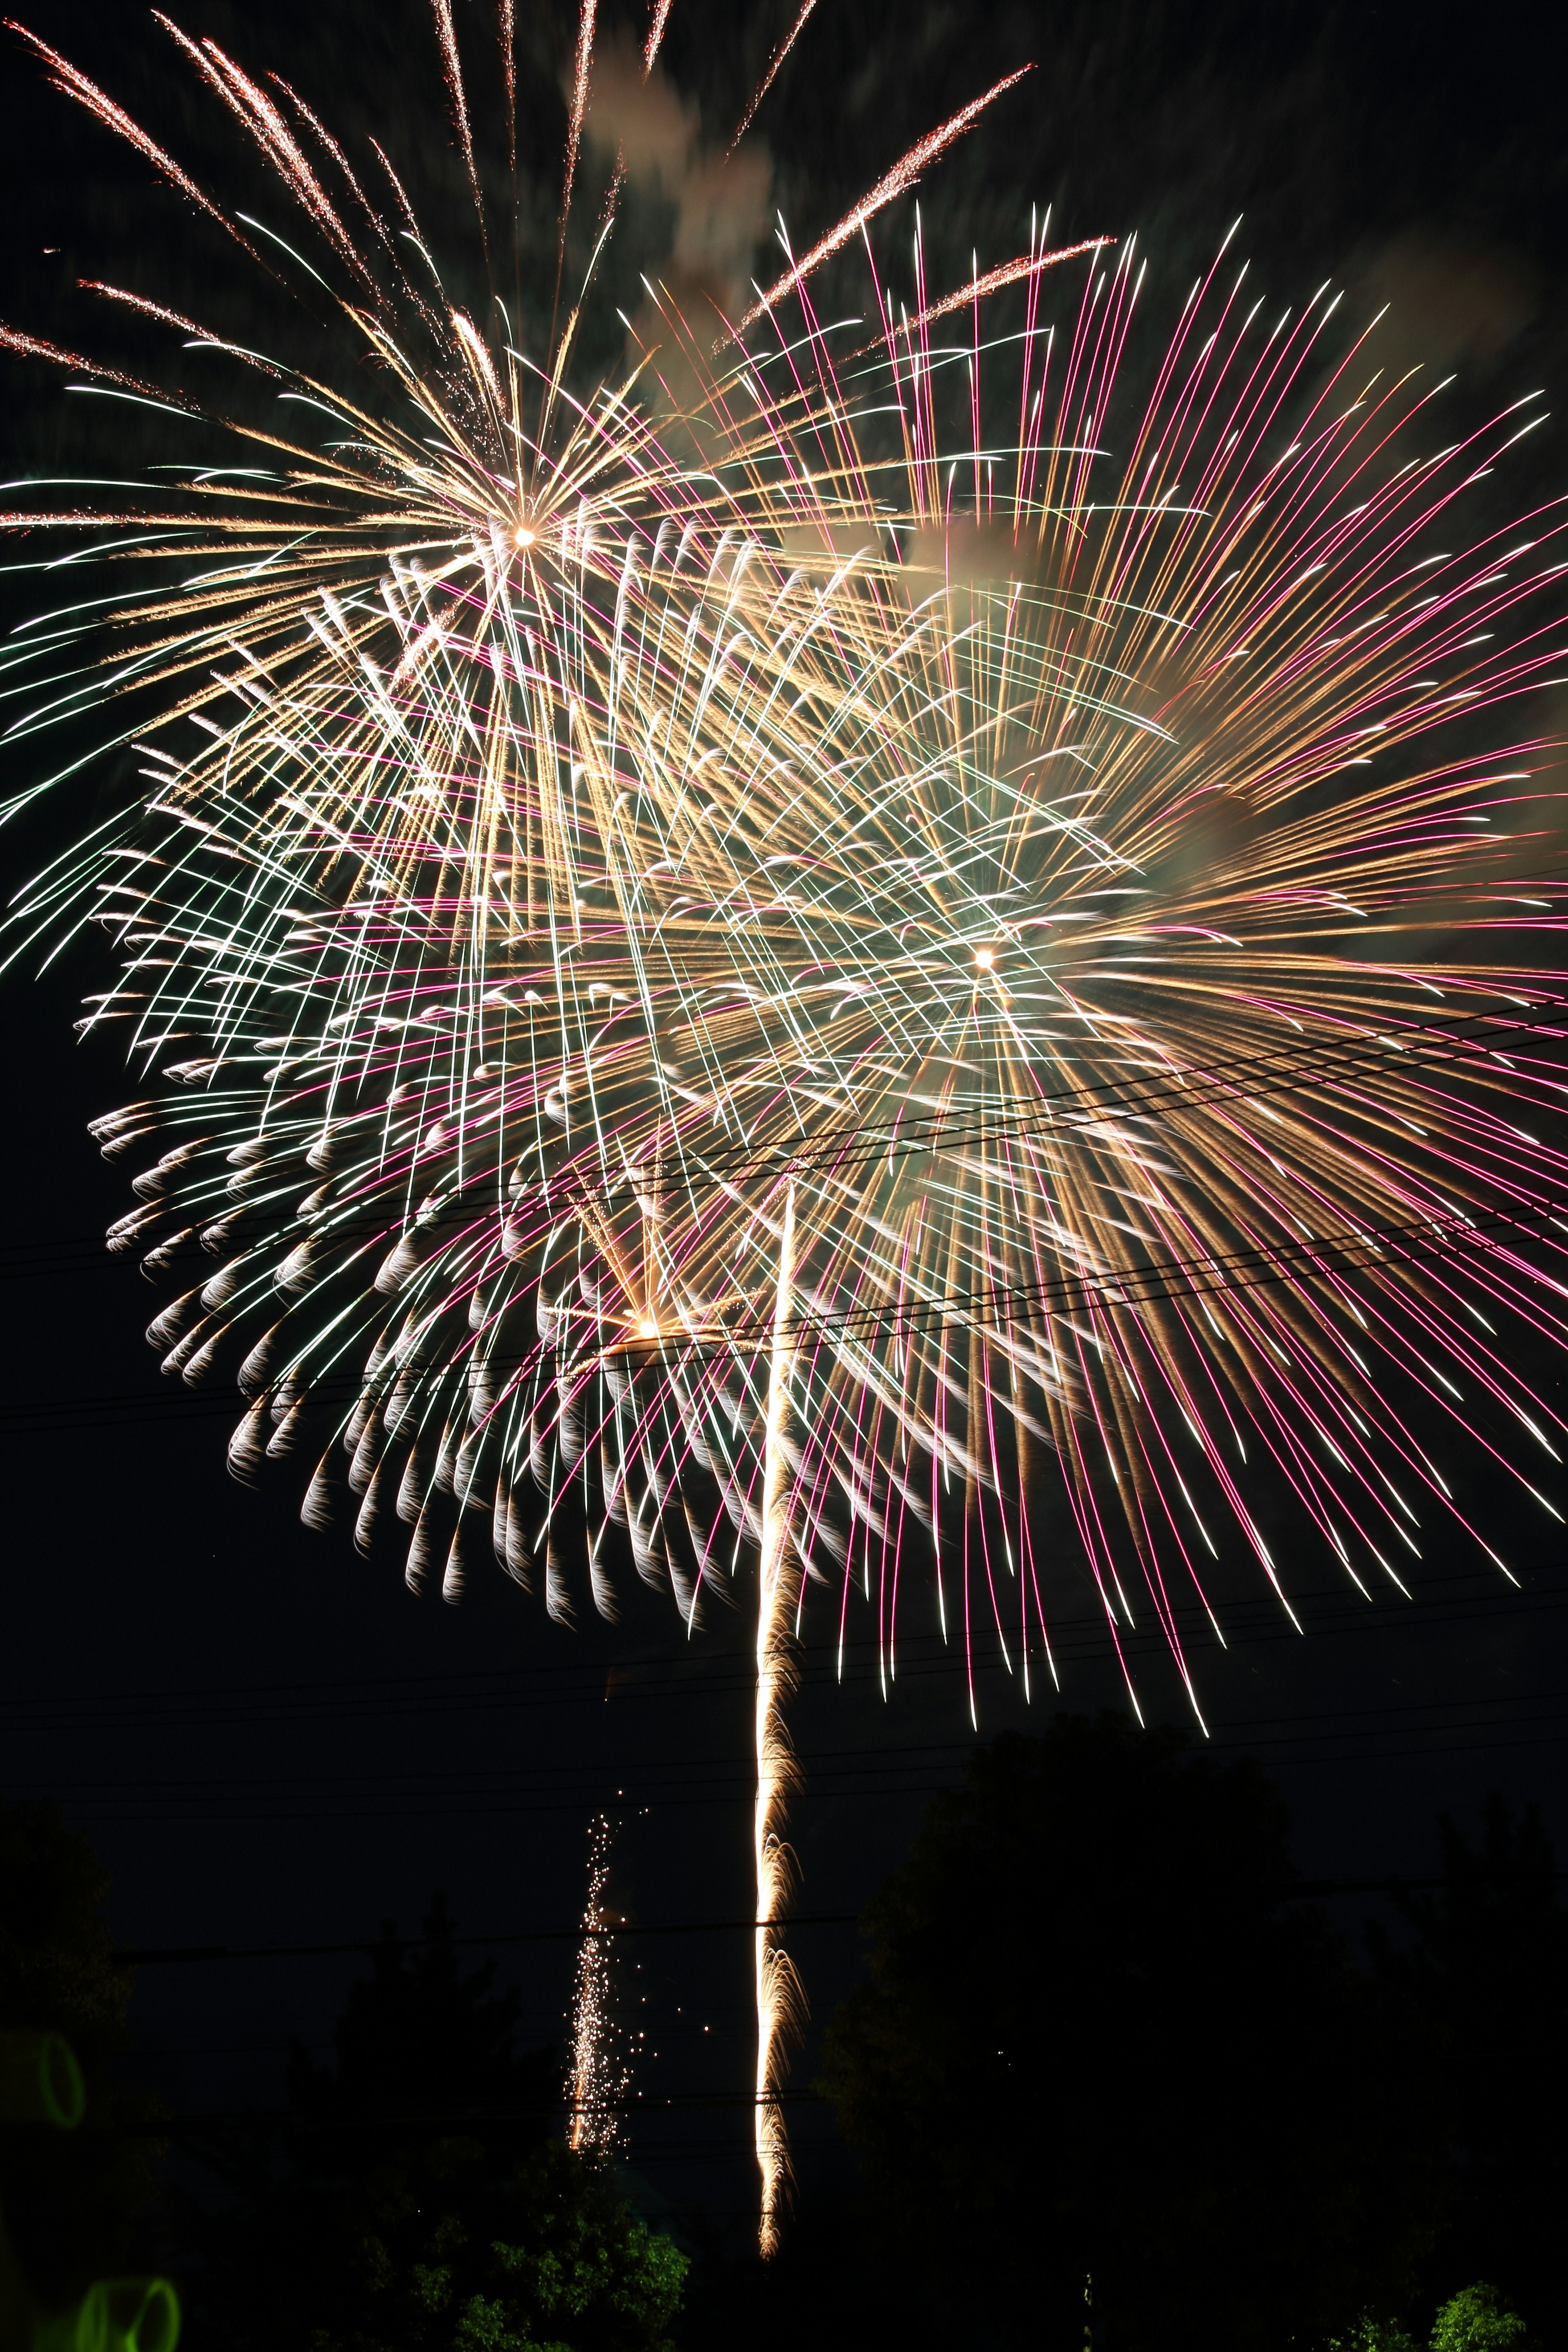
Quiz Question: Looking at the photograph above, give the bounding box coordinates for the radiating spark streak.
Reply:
[728,0,818,156]
[738,68,1034,332]
[0,322,187,402]
[642,0,675,77]
[80,283,210,337]
[755,1183,803,2254]
[560,0,598,256]
[267,74,399,259]
[80,279,287,379]
[869,236,1117,352]
[4,20,246,246]
[429,0,484,220]
[499,0,517,174]
[171,27,365,283]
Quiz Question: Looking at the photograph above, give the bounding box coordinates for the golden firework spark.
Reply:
[4,3,1568,2253]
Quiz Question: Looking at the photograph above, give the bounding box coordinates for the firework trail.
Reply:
[431,0,483,222]
[727,0,817,157]
[559,0,599,267]
[755,1183,805,2248]
[4,0,1568,2246]
[567,1811,631,2156]
[641,0,675,79]
[736,64,1034,331]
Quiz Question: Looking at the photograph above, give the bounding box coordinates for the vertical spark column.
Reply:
[567,1812,625,2155]
[755,1183,803,2256]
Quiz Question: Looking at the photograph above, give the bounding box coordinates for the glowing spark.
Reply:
[567,1812,630,2154]
[739,65,1034,329]
[160,26,365,282]
[80,283,209,337]
[561,0,598,244]
[4,20,245,246]
[0,322,185,400]
[874,234,1117,348]
[430,0,484,218]
[642,0,674,78]
[728,0,818,155]
[499,0,517,173]
[267,72,397,258]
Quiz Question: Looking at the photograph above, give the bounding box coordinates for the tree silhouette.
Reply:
[821,1715,1442,2352]
[184,1893,685,2352]
[0,1795,159,2310]
[1379,1798,1568,2344]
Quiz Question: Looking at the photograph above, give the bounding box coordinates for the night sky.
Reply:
[1,0,1566,2232]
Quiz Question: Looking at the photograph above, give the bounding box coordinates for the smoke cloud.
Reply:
[583,36,772,326]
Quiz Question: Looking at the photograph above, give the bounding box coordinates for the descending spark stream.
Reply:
[755,1184,803,2250]
[4,0,1568,2252]
[567,1811,629,2155]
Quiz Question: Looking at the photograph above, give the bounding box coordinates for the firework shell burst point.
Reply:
[5,0,1568,2252]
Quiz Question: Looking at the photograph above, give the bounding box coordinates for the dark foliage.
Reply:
[0,1795,160,2310]
[287,1892,553,2154]
[815,1715,1443,2352]
[180,1892,685,2352]
[1376,1798,1568,2347]
[289,2137,688,2352]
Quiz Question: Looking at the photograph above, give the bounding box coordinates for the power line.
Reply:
[3,1572,1563,1727]
[2,991,1563,1290]
[27,1564,1568,1685]
[2,993,1562,1434]
[33,1704,1568,1832]
[608,1182,1568,1362]
[105,1861,1568,1968]
[602,993,1568,1193]
[2,1172,1565,1438]
[54,984,1568,1241]
[21,1689,1568,1810]
[135,2087,835,2136]
[111,1910,861,1967]
[38,1740,1568,1834]
[4,1595,1564,1753]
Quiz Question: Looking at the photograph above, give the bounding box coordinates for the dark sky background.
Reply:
[0,0,1566,2233]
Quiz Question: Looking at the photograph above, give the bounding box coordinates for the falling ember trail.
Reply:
[755,1183,805,2258]
[737,65,1032,328]
[559,0,597,260]
[567,1811,628,2155]
[727,0,817,155]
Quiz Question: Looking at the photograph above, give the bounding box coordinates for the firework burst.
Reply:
[5,0,1568,2246]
